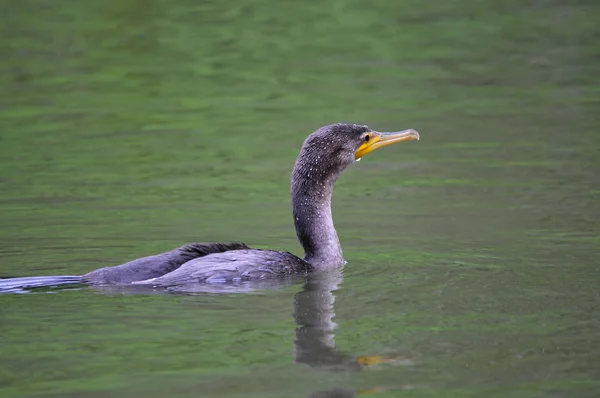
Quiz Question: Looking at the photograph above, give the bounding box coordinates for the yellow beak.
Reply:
[355,129,420,160]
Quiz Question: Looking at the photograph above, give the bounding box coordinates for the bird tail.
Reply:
[0,275,83,294]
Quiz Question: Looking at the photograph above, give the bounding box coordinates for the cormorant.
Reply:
[0,123,418,292]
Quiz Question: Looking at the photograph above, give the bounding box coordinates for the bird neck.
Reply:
[291,162,345,268]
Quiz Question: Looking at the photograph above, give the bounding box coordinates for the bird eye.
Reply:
[363,134,370,143]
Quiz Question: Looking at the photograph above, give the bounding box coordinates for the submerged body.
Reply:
[132,248,311,286]
[82,243,312,286]
[0,123,418,292]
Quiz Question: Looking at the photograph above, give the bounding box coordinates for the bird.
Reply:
[0,123,419,292]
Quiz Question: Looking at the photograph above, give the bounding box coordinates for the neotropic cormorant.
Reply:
[0,124,418,292]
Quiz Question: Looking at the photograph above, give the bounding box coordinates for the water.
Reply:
[1,0,599,396]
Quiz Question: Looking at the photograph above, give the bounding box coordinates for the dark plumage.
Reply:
[82,242,250,284]
[131,248,313,286]
[0,123,418,293]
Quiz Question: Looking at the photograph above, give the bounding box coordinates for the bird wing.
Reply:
[132,249,309,286]
[82,242,248,284]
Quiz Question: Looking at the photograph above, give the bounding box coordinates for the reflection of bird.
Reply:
[0,124,418,292]
[294,271,352,371]
[295,263,420,398]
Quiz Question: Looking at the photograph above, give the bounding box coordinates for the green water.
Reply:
[1,0,599,396]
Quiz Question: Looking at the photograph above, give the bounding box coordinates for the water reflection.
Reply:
[294,270,361,372]
[94,269,417,396]
[295,269,417,397]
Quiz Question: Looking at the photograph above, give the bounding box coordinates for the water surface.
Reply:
[1,0,599,397]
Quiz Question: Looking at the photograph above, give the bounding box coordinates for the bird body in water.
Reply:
[0,124,418,292]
